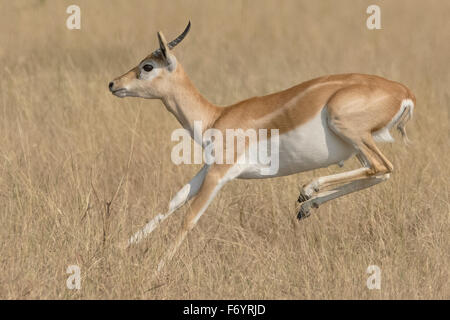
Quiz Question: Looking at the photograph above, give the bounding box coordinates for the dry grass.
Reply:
[0,0,448,299]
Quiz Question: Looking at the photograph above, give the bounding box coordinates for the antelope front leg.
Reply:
[156,165,236,274]
[128,165,209,246]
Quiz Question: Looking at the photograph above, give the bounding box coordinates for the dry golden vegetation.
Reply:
[0,0,448,299]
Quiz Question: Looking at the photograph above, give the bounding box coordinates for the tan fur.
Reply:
[110,29,415,274]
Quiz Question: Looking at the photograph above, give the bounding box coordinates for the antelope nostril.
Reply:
[109,82,114,91]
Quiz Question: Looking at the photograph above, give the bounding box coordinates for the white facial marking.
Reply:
[138,63,162,81]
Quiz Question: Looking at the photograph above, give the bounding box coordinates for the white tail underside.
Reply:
[372,98,414,143]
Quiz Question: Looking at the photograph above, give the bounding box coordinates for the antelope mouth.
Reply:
[112,88,127,98]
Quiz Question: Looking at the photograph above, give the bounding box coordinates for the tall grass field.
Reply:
[0,0,448,299]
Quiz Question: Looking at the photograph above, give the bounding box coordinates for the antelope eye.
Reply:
[143,64,153,72]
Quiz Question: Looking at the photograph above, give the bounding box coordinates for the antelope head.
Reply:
[109,21,191,99]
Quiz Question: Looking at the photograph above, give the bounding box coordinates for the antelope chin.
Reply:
[112,88,128,98]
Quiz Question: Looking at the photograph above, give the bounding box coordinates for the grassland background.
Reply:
[0,0,448,299]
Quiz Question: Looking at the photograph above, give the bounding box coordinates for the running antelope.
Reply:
[109,22,415,272]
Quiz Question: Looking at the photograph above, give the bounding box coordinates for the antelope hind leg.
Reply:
[297,174,390,220]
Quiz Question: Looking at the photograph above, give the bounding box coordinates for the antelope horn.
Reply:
[167,21,191,49]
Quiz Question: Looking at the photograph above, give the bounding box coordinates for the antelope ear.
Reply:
[157,31,170,60]
[157,31,176,71]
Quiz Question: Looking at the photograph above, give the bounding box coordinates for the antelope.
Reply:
[109,22,415,273]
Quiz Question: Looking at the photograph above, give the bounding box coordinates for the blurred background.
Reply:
[0,0,448,299]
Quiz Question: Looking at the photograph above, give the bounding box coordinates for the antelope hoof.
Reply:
[297,199,320,220]
[297,204,311,220]
[298,192,310,203]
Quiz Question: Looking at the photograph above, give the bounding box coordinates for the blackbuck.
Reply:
[109,22,415,272]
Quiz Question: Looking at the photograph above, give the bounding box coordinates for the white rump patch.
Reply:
[373,128,394,142]
[372,98,414,143]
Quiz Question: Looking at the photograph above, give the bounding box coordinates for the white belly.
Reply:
[238,107,356,179]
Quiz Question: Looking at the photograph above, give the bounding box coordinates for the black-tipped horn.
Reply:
[167,21,191,49]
